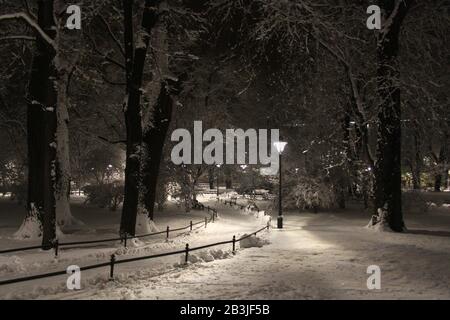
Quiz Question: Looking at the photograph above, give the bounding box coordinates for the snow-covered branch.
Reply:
[0,12,56,51]
[0,35,36,42]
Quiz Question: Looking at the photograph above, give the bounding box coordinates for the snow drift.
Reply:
[239,234,270,248]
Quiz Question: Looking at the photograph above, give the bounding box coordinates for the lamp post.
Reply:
[274,141,287,229]
[216,164,222,200]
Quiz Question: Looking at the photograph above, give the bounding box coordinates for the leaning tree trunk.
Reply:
[141,82,173,220]
[140,6,176,220]
[120,0,160,236]
[372,0,411,232]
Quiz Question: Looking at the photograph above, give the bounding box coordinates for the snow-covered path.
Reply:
[57,210,450,300]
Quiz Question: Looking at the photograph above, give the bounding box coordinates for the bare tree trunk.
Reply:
[55,69,77,227]
[120,0,160,236]
[139,5,176,221]
[15,0,58,248]
[141,82,173,220]
[373,0,411,232]
[123,0,134,92]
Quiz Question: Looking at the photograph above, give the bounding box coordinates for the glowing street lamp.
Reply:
[274,141,287,229]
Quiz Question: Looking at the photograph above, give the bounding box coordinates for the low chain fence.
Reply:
[0,201,271,286]
[0,205,218,257]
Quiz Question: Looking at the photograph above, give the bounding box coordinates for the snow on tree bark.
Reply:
[372,0,412,232]
[16,0,59,248]
[55,66,82,227]
[139,11,174,221]
[120,0,160,236]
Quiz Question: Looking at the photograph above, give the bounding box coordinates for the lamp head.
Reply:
[274,141,288,154]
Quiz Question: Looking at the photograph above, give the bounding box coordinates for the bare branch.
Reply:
[97,14,126,57]
[0,12,56,51]
[0,35,36,42]
[98,136,127,145]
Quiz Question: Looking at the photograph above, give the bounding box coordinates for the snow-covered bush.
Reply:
[82,183,124,211]
[235,171,273,196]
[281,177,336,212]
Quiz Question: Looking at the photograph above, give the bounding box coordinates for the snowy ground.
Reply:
[0,195,270,299]
[1,193,450,299]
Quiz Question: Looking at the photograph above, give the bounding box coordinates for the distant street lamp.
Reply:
[216,164,222,200]
[274,141,288,229]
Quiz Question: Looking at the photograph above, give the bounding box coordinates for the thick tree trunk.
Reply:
[139,6,175,221]
[373,0,410,232]
[25,41,46,229]
[123,0,134,92]
[16,0,57,248]
[55,71,77,227]
[141,82,173,220]
[41,1,58,249]
[120,0,159,236]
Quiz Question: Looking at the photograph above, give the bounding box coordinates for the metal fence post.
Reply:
[205,217,207,228]
[109,254,116,280]
[232,235,236,254]
[212,212,215,223]
[190,220,193,231]
[185,243,189,264]
[166,226,170,240]
[123,234,127,248]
